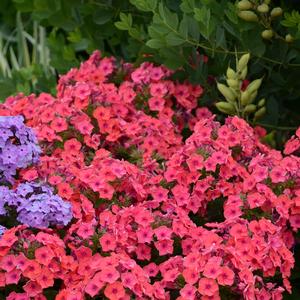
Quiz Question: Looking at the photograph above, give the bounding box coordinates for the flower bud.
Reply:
[241,90,251,106]
[246,78,263,94]
[244,104,257,113]
[261,29,273,40]
[226,67,237,80]
[238,53,250,72]
[257,4,269,13]
[227,79,240,89]
[285,34,294,43]
[237,0,253,10]
[238,11,259,22]
[258,98,266,107]
[239,66,248,80]
[216,101,236,115]
[271,7,283,18]
[254,106,266,120]
[248,90,258,104]
[217,83,237,103]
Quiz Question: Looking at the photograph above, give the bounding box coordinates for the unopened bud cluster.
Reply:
[237,0,292,42]
[216,53,266,120]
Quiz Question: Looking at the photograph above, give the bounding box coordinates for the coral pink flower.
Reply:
[23,280,42,297]
[217,266,235,286]
[35,246,54,266]
[180,284,197,299]
[198,278,219,296]
[154,239,173,256]
[104,281,125,300]
[99,233,117,252]
[5,268,21,285]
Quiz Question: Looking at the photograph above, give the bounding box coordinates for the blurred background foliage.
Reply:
[0,0,299,142]
[0,0,300,298]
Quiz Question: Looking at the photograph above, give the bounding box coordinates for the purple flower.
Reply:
[0,186,22,215]
[16,182,73,228]
[0,225,6,236]
[0,116,41,184]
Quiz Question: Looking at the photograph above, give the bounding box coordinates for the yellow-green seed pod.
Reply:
[246,78,263,94]
[227,79,240,89]
[237,0,253,10]
[241,90,251,106]
[285,34,294,43]
[226,67,237,80]
[257,4,269,13]
[254,106,266,120]
[239,66,248,80]
[261,29,273,40]
[244,104,257,113]
[217,83,237,103]
[238,53,250,72]
[271,7,283,18]
[216,101,236,115]
[258,98,266,107]
[238,11,259,22]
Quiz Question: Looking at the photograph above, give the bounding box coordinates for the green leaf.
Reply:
[179,15,189,39]
[241,29,266,57]
[63,45,76,61]
[115,13,133,31]
[186,16,200,40]
[225,3,238,24]
[120,12,132,27]
[215,27,226,49]
[165,32,185,46]
[115,21,128,31]
[93,8,114,25]
[128,28,141,40]
[194,7,215,39]
[159,47,185,69]
[158,3,178,29]
[148,22,170,38]
[130,0,157,12]
[180,0,196,14]
[146,39,164,48]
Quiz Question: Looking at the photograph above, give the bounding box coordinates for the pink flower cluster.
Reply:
[0,51,299,299]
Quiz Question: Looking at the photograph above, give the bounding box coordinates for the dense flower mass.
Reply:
[0,51,299,299]
[0,116,40,184]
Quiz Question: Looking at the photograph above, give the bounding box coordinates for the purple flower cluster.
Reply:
[16,182,73,228]
[0,116,40,184]
[0,182,72,229]
[0,186,20,215]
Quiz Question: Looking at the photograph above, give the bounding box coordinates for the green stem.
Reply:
[252,122,297,130]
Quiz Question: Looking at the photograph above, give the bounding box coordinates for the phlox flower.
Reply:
[7,292,30,300]
[182,268,199,285]
[154,239,173,256]
[100,233,117,251]
[5,268,21,285]
[136,244,151,261]
[98,267,120,283]
[23,280,42,297]
[217,266,235,286]
[198,278,219,296]
[180,284,197,300]
[35,246,55,266]
[104,281,126,300]
[35,268,54,288]
[136,227,153,244]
